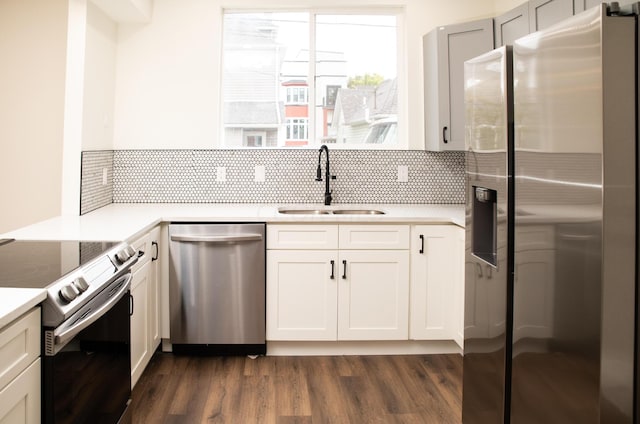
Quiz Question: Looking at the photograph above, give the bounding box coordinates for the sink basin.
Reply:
[332,209,385,215]
[278,209,331,215]
[278,208,385,215]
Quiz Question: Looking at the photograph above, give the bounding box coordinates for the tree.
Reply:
[347,73,384,89]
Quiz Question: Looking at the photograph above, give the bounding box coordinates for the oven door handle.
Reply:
[54,273,132,349]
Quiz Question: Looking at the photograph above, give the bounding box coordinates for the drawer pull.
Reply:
[419,234,424,254]
[330,260,335,279]
[342,260,347,279]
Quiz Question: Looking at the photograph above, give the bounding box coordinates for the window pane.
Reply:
[223,12,309,147]
[222,11,398,147]
[317,15,397,145]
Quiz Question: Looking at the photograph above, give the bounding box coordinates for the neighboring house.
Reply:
[280,49,347,146]
[329,78,398,144]
[222,14,283,147]
[223,14,348,147]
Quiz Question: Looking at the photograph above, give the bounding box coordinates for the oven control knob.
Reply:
[115,249,130,264]
[59,284,79,303]
[125,246,137,257]
[73,276,89,293]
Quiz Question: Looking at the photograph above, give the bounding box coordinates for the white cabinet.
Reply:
[266,225,409,341]
[129,226,162,389]
[267,249,337,340]
[410,225,464,347]
[0,308,40,424]
[423,18,494,151]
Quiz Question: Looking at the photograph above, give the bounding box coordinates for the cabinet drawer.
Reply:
[267,225,338,249]
[339,225,409,249]
[0,308,40,390]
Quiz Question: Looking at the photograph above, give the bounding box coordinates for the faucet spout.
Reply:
[316,145,334,205]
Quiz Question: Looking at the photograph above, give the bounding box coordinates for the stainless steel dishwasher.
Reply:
[168,223,266,355]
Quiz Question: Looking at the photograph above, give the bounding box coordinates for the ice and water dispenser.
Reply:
[472,186,497,266]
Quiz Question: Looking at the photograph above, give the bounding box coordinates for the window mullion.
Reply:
[308,11,316,145]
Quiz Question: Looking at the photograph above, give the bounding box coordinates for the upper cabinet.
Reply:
[423,19,494,151]
[529,0,576,32]
[495,3,530,47]
[574,0,603,13]
[496,0,599,47]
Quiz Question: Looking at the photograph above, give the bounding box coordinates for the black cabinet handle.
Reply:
[330,260,335,279]
[129,294,134,316]
[342,260,347,279]
[419,234,424,254]
[152,241,159,261]
[443,126,448,143]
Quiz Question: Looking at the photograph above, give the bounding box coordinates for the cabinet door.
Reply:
[424,18,493,151]
[148,226,161,350]
[338,250,409,340]
[574,0,602,13]
[410,225,461,341]
[529,0,575,32]
[494,3,530,47]
[0,359,40,424]
[130,259,150,389]
[267,250,337,341]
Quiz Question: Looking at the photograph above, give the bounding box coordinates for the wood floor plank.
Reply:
[130,353,463,424]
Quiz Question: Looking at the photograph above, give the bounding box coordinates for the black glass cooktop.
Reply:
[0,239,118,289]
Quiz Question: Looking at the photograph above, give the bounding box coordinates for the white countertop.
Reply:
[0,288,46,329]
[0,203,463,322]
[2,203,465,242]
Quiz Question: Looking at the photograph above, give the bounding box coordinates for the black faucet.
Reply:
[315,145,336,205]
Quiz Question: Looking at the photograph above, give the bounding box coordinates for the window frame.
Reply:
[220,7,406,150]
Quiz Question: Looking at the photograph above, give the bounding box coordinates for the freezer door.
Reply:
[463,45,514,424]
[512,4,636,422]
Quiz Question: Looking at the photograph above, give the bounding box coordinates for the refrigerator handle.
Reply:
[442,126,448,143]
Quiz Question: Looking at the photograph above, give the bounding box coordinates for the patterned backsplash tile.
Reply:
[80,149,466,213]
[80,151,114,215]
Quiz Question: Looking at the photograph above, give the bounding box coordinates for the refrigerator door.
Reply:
[463,46,514,424]
[512,5,636,422]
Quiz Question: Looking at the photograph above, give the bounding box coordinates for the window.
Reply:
[286,118,308,140]
[244,131,268,147]
[222,10,400,148]
[286,86,308,104]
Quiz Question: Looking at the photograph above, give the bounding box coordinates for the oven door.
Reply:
[43,273,132,424]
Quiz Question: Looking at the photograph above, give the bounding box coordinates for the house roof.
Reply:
[224,101,284,126]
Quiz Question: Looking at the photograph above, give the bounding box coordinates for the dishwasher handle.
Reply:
[170,234,263,243]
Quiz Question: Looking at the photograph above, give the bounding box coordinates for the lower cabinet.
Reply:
[410,225,465,346]
[130,226,162,389]
[266,224,410,341]
[0,308,41,424]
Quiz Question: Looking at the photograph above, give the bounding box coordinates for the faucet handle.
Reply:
[331,175,337,180]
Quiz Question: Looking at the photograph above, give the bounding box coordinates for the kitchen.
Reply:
[0,0,631,423]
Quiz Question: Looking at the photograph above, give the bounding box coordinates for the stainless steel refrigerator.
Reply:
[463,4,637,423]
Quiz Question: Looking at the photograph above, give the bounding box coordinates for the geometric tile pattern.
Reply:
[80,150,114,215]
[111,149,466,205]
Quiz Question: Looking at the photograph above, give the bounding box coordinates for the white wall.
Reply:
[82,2,118,151]
[0,0,69,233]
[113,0,497,150]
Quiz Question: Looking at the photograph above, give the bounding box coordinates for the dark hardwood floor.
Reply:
[130,353,462,423]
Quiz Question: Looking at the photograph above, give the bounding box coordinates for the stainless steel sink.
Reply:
[278,208,385,215]
[332,209,385,215]
[278,209,331,215]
